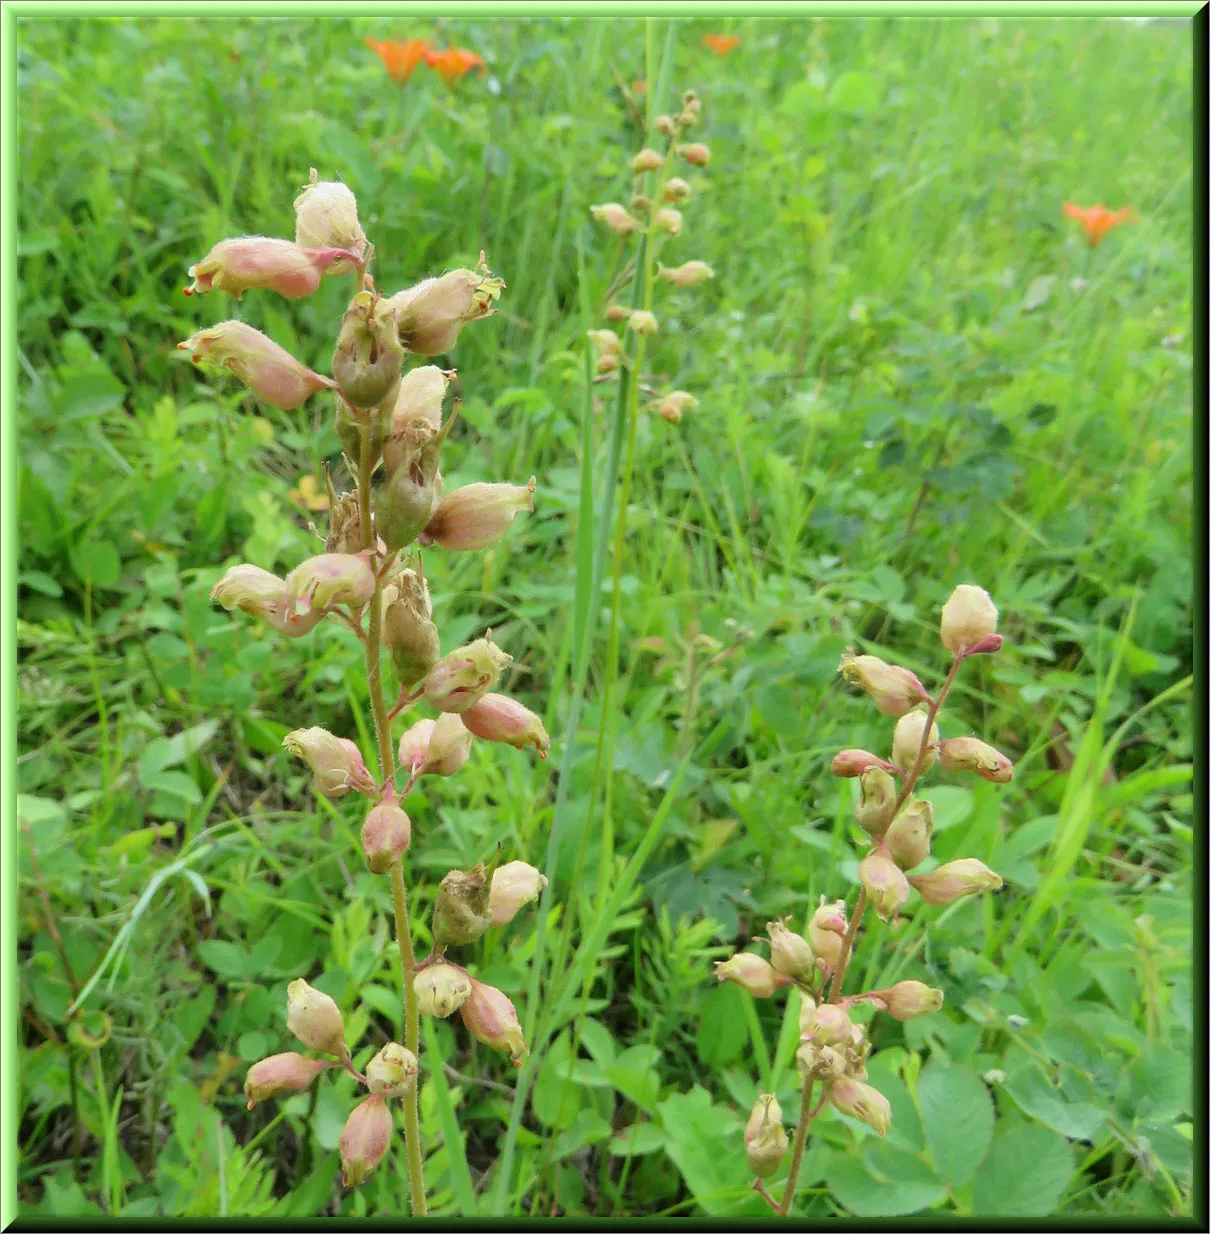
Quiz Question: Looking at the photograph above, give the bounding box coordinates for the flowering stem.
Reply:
[826,890,867,1004]
[776,1076,816,1217]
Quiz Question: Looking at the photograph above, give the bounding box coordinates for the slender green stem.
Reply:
[777,1076,816,1217]
[826,888,868,1004]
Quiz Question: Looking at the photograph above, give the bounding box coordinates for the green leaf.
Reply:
[197,939,253,979]
[972,1124,1074,1216]
[916,1062,994,1186]
[609,1122,666,1157]
[829,70,880,114]
[1125,1044,1190,1122]
[604,1044,662,1112]
[658,1087,761,1216]
[695,981,749,1067]
[1003,1056,1106,1142]
[142,770,202,804]
[137,719,221,782]
[827,1154,946,1216]
[70,540,121,589]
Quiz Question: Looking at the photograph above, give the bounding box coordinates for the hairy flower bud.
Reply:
[883,798,933,870]
[658,260,715,287]
[797,1041,847,1081]
[389,259,505,356]
[365,1042,419,1097]
[361,794,412,872]
[878,980,944,1021]
[859,847,912,921]
[828,1075,891,1136]
[282,727,376,797]
[838,651,931,717]
[938,737,1014,783]
[654,113,676,136]
[244,1052,333,1110]
[460,980,528,1065]
[590,202,640,234]
[378,455,443,553]
[801,1002,853,1047]
[627,310,659,336]
[677,142,711,166]
[388,365,452,436]
[656,391,698,423]
[855,767,897,838]
[211,563,324,637]
[604,304,632,323]
[654,207,683,236]
[630,193,653,212]
[808,898,848,976]
[286,978,346,1056]
[892,708,941,775]
[397,718,436,777]
[423,478,536,552]
[423,637,511,713]
[382,569,440,687]
[184,236,356,299]
[179,321,335,411]
[294,170,367,273]
[489,860,548,926]
[589,328,623,358]
[286,553,376,615]
[631,147,664,173]
[432,858,498,947]
[663,176,692,201]
[766,921,815,980]
[461,693,550,758]
[332,290,406,410]
[745,1094,788,1178]
[339,1094,393,1187]
[713,953,791,998]
[831,748,897,778]
[414,962,473,1017]
[909,858,1003,905]
[940,584,999,658]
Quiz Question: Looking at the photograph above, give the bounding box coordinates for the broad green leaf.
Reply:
[827,1154,946,1216]
[917,1062,994,1186]
[609,1122,665,1156]
[973,1124,1074,1216]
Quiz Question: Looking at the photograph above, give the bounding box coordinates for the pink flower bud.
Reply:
[965,632,1004,656]
[244,1052,333,1109]
[663,177,692,201]
[877,980,944,1021]
[184,236,356,299]
[766,920,815,979]
[909,858,1003,905]
[588,328,623,358]
[604,304,633,322]
[627,310,659,336]
[424,713,475,776]
[414,962,472,1017]
[285,978,346,1056]
[808,898,848,976]
[892,708,941,775]
[423,637,512,713]
[828,1075,891,1135]
[883,799,933,870]
[838,650,931,717]
[286,553,376,616]
[938,737,1013,783]
[590,202,640,234]
[294,170,367,273]
[658,260,715,287]
[859,847,912,921]
[855,767,897,837]
[631,147,664,173]
[389,364,451,434]
[831,749,897,778]
[653,208,683,236]
[630,193,653,213]
[282,727,376,797]
[940,584,999,658]
[677,142,711,166]
[389,258,505,356]
[365,1042,418,1097]
[397,718,437,775]
[339,1094,393,1187]
[461,693,550,758]
[802,1002,854,1046]
[459,979,528,1065]
[713,953,791,998]
[361,793,412,872]
[656,391,698,423]
[210,563,324,638]
[744,1094,788,1178]
[488,860,548,926]
[423,478,536,552]
[179,321,335,411]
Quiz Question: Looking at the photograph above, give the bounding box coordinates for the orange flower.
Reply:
[424,46,485,85]
[702,33,741,55]
[632,78,646,96]
[1062,202,1138,248]
[365,38,430,83]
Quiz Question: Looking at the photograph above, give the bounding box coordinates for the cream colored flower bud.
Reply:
[839,650,931,717]
[658,260,715,287]
[801,1002,853,1046]
[766,921,815,979]
[361,794,412,872]
[389,364,451,433]
[892,708,941,775]
[294,170,367,273]
[604,304,633,322]
[339,1094,393,1187]
[855,767,897,838]
[432,861,496,947]
[654,208,683,236]
[938,737,1013,783]
[489,860,548,926]
[939,584,999,658]
[831,748,895,778]
[713,953,791,998]
[883,799,933,870]
[184,236,355,299]
[414,962,473,1017]
[282,727,376,797]
[829,1075,891,1136]
[663,177,692,202]
[654,113,677,136]
[808,898,848,977]
[744,1093,788,1178]
[879,980,944,1021]
[424,478,536,552]
[365,1042,419,1097]
[590,202,640,234]
[423,637,512,713]
[909,858,1003,905]
[631,147,664,173]
[462,694,550,758]
[459,979,528,1065]
[859,847,912,921]
[211,563,323,637]
[286,552,376,615]
[286,978,346,1055]
[244,1052,333,1109]
[627,310,659,336]
[677,142,710,166]
[656,391,698,423]
[588,328,623,357]
[389,259,505,356]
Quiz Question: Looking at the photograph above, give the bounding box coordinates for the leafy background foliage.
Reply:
[15,13,1193,1220]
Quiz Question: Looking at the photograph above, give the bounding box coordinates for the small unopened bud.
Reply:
[631,147,664,173]
[588,328,623,358]
[332,289,406,410]
[831,748,897,778]
[423,637,511,713]
[797,1041,847,1081]
[424,478,536,552]
[808,898,848,976]
[766,921,815,979]
[286,978,346,1055]
[859,847,911,921]
[855,767,897,838]
[883,798,933,870]
[590,203,640,234]
[389,261,505,357]
[663,177,692,202]
[797,994,818,1035]
[382,569,440,687]
[940,584,999,658]
[184,236,357,300]
[489,860,548,926]
[388,365,452,437]
[432,858,497,947]
[839,650,931,717]
[211,563,323,638]
[424,712,475,776]
[658,260,715,287]
[744,1094,788,1178]
[938,737,1013,783]
[365,1042,419,1097]
[377,446,442,552]
[878,980,944,1021]
[713,953,791,998]
[656,390,698,423]
[286,552,376,615]
[828,1075,891,1136]
[397,718,436,776]
[244,1053,332,1109]
[627,309,659,336]
[339,1094,393,1187]
[604,304,632,322]
[801,1002,853,1046]
[892,708,941,775]
[462,693,550,757]
[179,321,335,410]
[361,793,412,872]
[459,979,528,1064]
[677,142,711,166]
[909,858,1003,905]
[282,727,376,797]
[414,962,473,1017]
[294,170,367,273]
[596,354,619,375]
[654,113,677,136]
[630,193,653,212]
[653,208,683,236]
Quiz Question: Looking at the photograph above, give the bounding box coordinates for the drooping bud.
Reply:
[663,177,692,201]
[654,113,677,136]
[938,737,1013,783]
[854,767,897,838]
[892,708,941,775]
[365,1042,419,1097]
[388,365,451,435]
[808,898,848,977]
[460,979,528,1065]
[423,478,536,551]
[766,921,815,980]
[877,980,944,1021]
[588,328,623,359]
[590,203,640,234]
[339,1094,393,1187]
[801,1002,853,1047]
[658,260,715,287]
[838,650,931,717]
[360,793,412,872]
[211,563,324,638]
[797,1041,847,1081]
[424,712,475,776]
[324,490,364,554]
[282,727,376,797]
[744,1094,788,1179]
[488,860,548,926]
[713,953,792,998]
[285,978,346,1056]
[179,321,335,410]
[859,847,912,921]
[828,1075,891,1136]
[627,310,659,336]
[423,637,511,713]
[461,693,550,758]
[677,142,711,166]
[413,962,473,1017]
[604,304,632,323]
[382,569,440,686]
[939,584,999,658]
[432,858,498,947]
[883,798,933,870]
[389,258,505,356]
[831,749,898,778]
[656,391,698,423]
[332,289,406,410]
[244,1053,333,1110]
[909,858,1003,905]
[631,148,664,173]
[184,236,356,299]
[294,170,367,273]
[377,450,443,553]
[653,208,683,237]
[286,553,376,615]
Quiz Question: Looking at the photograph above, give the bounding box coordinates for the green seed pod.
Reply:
[332,290,406,411]
[431,855,499,947]
[382,568,440,686]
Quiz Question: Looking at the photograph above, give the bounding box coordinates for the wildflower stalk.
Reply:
[775,1076,815,1217]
